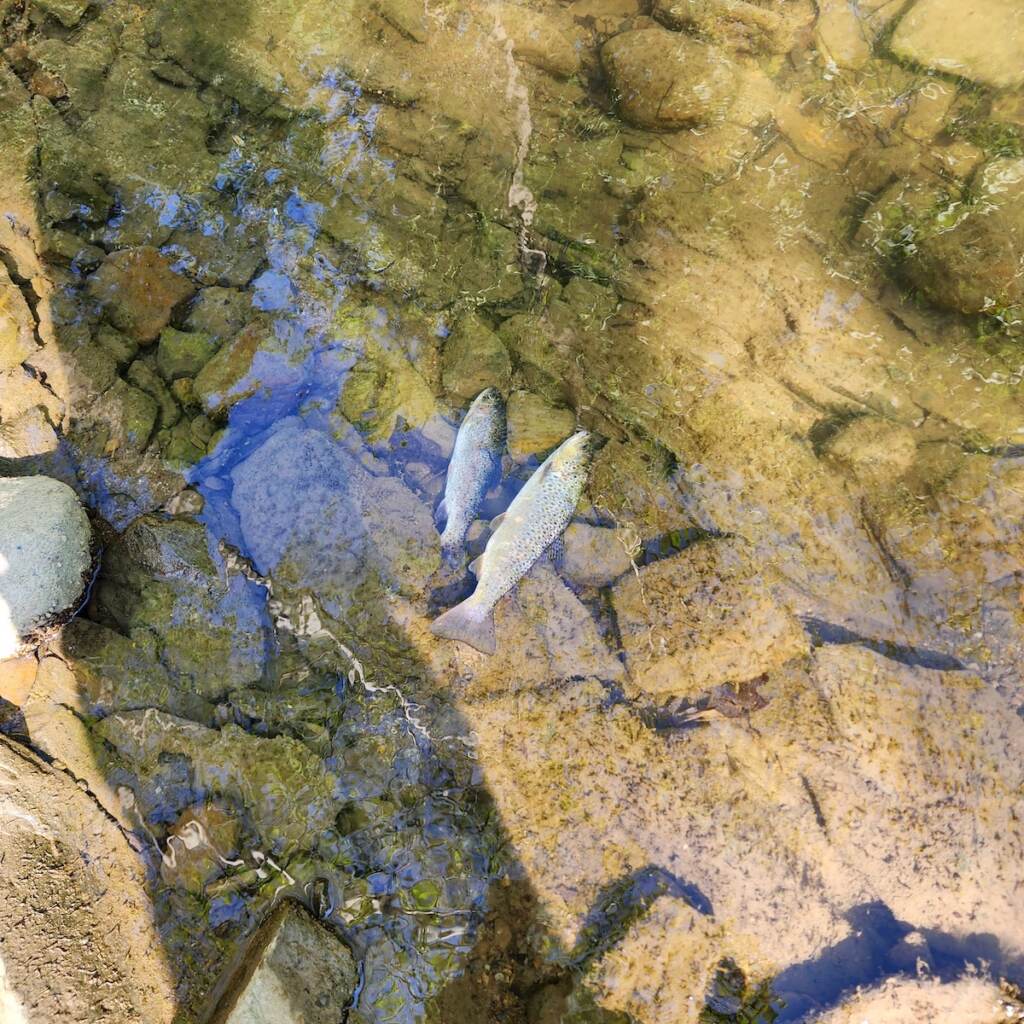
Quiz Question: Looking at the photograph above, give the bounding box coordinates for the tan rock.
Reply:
[0,655,36,706]
[0,405,59,461]
[506,390,576,462]
[491,3,583,78]
[821,416,917,485]
[0,736,177,1022]
[193,321,265,418]
[890,0,1024,90]
[814,0,871,70]
[441,314,511,400]
[0,265,36,373]
[812,975,1020,1024]
[601,28,737,130]
[611,539,809,697]
[588,897,725,1024]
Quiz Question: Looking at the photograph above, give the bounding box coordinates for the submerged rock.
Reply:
[821,416,917,487]
[87,247,196,343]
[811,975,1022,1023]
[208,901,357,1024]
[94,709,339,854]
[890,0,1024,90]
[0,476,91,658]
[601,28,737,130]
[903,157,1024,317]
[506,390,576,462]
[156,327,219,381]
[231,418,439,603]
[560,522,634,587]
[91,515,268,699]
[441,314,511,400]
[611,538,808,696]
[160,802,241,894]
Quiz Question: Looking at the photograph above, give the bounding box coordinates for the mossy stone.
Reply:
[157,327,219,381]
[441,314,511,400]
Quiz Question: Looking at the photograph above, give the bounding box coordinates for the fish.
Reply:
[437,387,506,566]
[431,430,596,654]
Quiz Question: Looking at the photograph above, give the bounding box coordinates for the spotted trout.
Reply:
[431,430,596,654]
[437,387,506,566]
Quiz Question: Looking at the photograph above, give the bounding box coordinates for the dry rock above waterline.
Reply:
[0,735,177,1023]
[0,475,91,658]
[601,27,737,130]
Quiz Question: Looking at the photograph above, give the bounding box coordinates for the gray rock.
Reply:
[0,475,91,658]
[601,28,736,130]
[209,901,357,1024]
[230,419,439,603]
[561,522,633,587]
[184,287,254,341]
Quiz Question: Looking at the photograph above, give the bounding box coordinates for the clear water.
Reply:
[2,0,1024,1021]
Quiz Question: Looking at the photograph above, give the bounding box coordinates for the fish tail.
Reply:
[430,599,497,655]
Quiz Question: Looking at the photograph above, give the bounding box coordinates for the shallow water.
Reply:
[3,0,1024,1021]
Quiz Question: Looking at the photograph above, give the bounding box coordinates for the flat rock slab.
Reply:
[209,901,357,1024]
[890,0,1024,89]
[611,538,808,697]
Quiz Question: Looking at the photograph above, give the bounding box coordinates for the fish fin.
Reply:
[468,554,484,577]
[434,498,447,529]
[489,511,506,531]
[430,602,497,655]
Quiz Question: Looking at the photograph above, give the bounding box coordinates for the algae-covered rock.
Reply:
[0,476,91,658]
[652,0,804,54]
[192,322,265,418]
[58,618,215,724]
[184,287,254,341]
[87,247,196,343]
[506,390,576,462]
[160,802,241,894]
[338,344,437,443]
[904,158,1024,317]
[890,0,1024,90]
[441,314,512,400]
[157,327,219,382]
[94,709,339,853]
[126,358,181,429]
[611,538,808,696]
[92,515,268,699]
[602,28,736,130]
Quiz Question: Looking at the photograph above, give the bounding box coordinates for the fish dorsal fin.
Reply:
[468,554,485,577]
[489,512,506,531]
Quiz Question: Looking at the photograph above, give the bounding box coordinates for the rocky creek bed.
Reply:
[2,0,1024,1021]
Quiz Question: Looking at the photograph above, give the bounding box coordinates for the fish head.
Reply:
[551,430,598,472]
[470,387,505,414]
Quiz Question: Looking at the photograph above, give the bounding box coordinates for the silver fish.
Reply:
[431,430,596,654]
[437,387,506,566]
